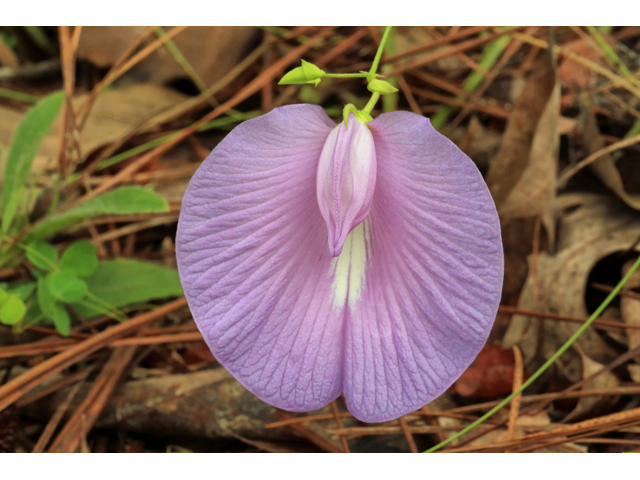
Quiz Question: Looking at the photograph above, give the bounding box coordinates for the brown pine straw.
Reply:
[53,26,333,219]
[512,32,640,99]
[16,367,94,408]
[315,28,368,69]
[48,345,137,452]
[591,282,640,301]
[387,27,525,77]
[505,345,524,452]
[398,415,419,453]
[442,410,640,453]
[330,400,350,453]
[410,86,510,119]
[0,297,187,412]
[396,74,422,115]
[422,26,490,77]
[557,131,640,185]
[264,410,497,430]
[32,366,92,453]
[384,26,493,64]
[497,305,640,332]
[447,26,542,131]
[57,26,81,180]
[276,411,341,453]
[411,70,471,97]
[513,418,640,453]
[76,26,186,123]
[435,345,640,450]
[419,404,448,444]
[0,331,203,359]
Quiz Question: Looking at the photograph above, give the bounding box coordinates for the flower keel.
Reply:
[317,114,377,257]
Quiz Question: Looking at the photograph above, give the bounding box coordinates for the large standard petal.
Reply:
[176,104,346,412]
[342,112,503,422]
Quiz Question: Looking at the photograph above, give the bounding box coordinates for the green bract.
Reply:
[367,78,399,95]
[279,60,326,87]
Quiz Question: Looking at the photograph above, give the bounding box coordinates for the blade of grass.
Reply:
[23,26,55,54]
[585,25,640,90]
[430,31,511,129]
[154,27,218,110]
[0,86,38,104]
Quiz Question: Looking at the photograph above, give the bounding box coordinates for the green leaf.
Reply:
[0,296,26,325]
[0,288,8,304]
[24,186,169,242]
[72,259,183,318]
[7,281,37,301]
[49,304,71,336]
[26,241,58,270]
[46,270,87,303]
[19,302,43,332]
[37,276,57,315]
[1,91,64,233]
[60,241,98,277]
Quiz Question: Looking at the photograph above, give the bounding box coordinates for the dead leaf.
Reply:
[0,83,190,188]
[563,348,620,422]
[621,259,640,382]
[578,100,640,210]
[76,27,256,87]
[452,345,516,399]
[453,116,502,172]
[503,193,634,380]
[558,34,615,91]
[486,51,560,248]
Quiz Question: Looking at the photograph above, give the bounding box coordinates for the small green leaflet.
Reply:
[72,259,183,318]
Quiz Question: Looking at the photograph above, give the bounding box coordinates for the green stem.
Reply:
[323,73,369,79]
[362,92,380,115]
[425,253,640,453]
[369,26,393,78]
[0,87,38,104]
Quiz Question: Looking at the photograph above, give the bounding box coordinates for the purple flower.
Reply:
[176,104,503,423]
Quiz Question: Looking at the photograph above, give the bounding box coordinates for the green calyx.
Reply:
[278,27,395,124]
[343,104,372,128]
[279,60,326,87]
[367,78,398,95]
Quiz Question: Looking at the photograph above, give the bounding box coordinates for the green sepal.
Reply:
[301,60,324,81]
[342,104,372,128]
[279,60,326,86]
[367,78,399,95]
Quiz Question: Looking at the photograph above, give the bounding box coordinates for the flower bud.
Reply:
[316,114,377,257]
[279,60,326,87]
